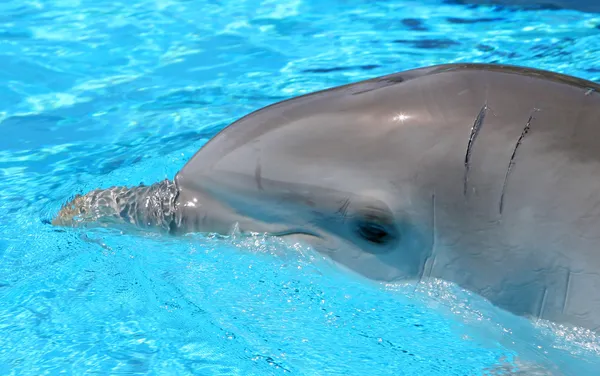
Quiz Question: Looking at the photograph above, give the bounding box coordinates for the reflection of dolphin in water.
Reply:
[53,63,600,333]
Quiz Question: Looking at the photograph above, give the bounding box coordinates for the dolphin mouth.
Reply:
[256,226,326,246]
[263,228,341,256]
[268,228,322,239]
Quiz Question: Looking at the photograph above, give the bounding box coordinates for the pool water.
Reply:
[1,0,600,374]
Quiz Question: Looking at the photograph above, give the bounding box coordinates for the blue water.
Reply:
[1,0,600,375]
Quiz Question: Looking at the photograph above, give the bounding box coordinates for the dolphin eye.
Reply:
[355,220,390,244]
[352,207,397,246]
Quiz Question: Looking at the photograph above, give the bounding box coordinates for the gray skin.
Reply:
[53,63,600,333]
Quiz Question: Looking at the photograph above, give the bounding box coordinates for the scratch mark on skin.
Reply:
[336,197,351,218]
[254,156,263,191]
[427,191,437,279]
[464,103,489,196]
[499,109,539,214]
[538,287,548,322]
[417,192,437,288]
[563,270,572,315]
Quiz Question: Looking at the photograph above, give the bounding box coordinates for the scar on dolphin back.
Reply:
[463,103,489,196]
[499,109,538,214]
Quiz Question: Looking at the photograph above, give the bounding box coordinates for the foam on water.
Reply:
[1,0,600,374]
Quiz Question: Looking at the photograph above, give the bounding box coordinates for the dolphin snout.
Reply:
[51,194,88,227]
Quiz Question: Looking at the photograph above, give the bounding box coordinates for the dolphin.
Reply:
[52,63,600,332]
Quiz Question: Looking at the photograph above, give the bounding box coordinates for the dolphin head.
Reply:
[174,78,445,282]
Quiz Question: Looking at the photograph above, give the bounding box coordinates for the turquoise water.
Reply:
[1,0,600,374]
